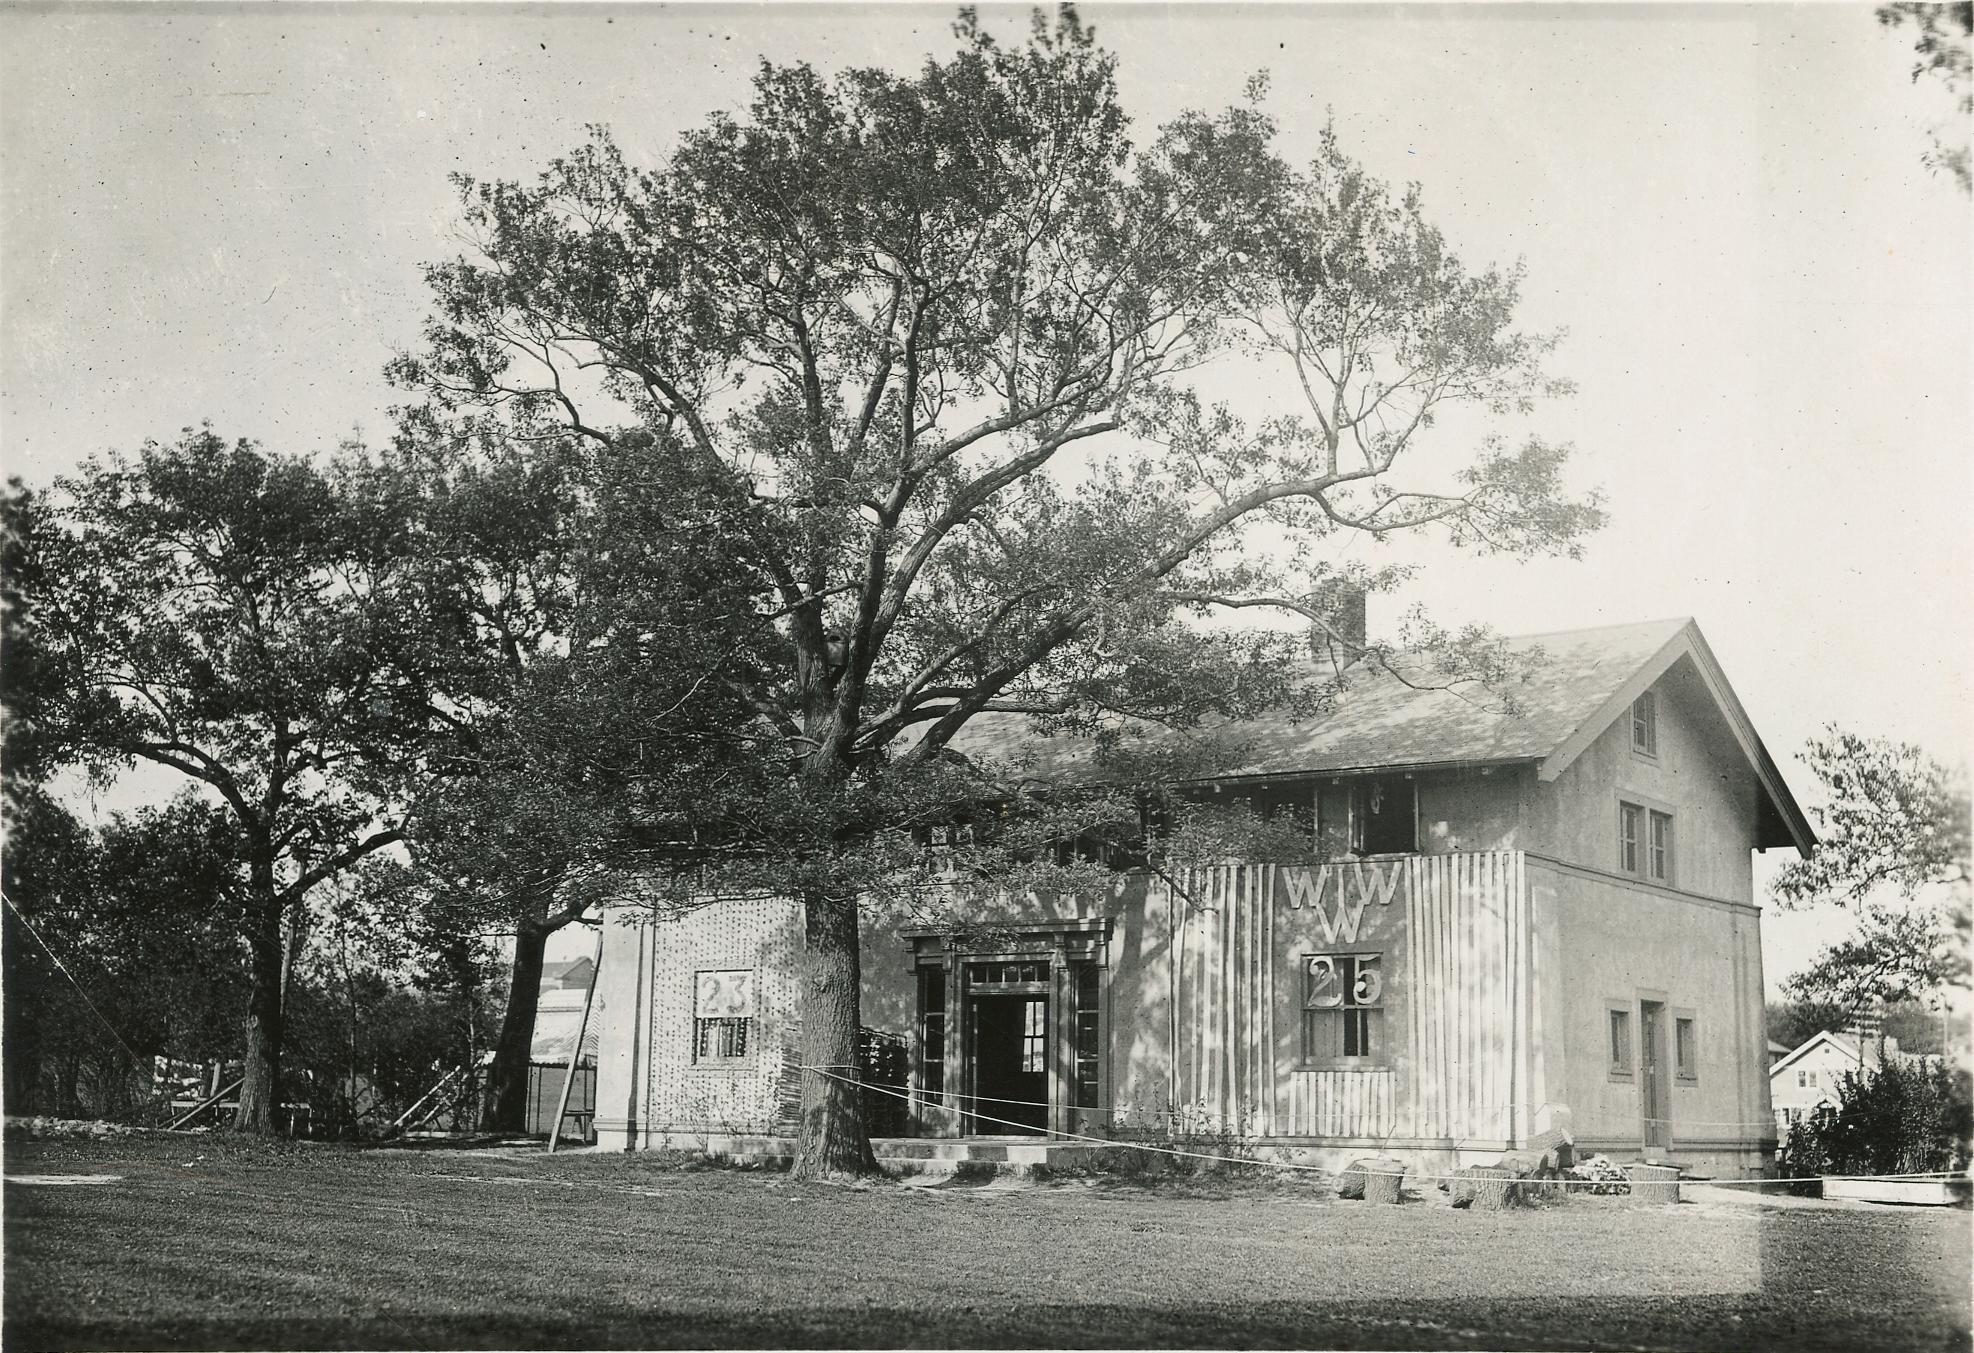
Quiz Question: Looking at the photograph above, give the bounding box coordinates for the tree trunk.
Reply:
[480,920,550,1134]
[791,889,879,1181]
[233,897,286,1134]
[3,908,47,1113]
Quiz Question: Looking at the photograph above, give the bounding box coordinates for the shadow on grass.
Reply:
[10,1292,1965,1352]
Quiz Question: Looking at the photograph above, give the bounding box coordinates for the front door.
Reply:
[968,992,1049,1135]
[1640,1000,1671,1153]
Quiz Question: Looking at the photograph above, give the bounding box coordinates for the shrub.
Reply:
[1779,1056,1972,1195]
[1085,1099,1270,1182]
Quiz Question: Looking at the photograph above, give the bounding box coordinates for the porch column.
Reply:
[942,952,962,1135]
[1050,942,1071,1137]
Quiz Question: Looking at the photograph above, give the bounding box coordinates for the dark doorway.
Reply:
[1640,1000,1670,1153]
[969,993,1049,1135]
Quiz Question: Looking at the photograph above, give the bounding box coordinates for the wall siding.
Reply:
[1149,853,1524,1145]
[593,842,1768,1175]
[640,897,805,1136]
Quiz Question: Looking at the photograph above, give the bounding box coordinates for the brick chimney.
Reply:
[1310,584,1367,672]
[1329,586,1367,651]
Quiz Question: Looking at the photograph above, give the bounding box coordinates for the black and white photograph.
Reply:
[2,2,1969,1349]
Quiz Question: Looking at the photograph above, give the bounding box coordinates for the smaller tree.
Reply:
[13,429,455,1131]
[1,788,250,1119]
[373,427,774,1132]
[1772,726,1970,1019]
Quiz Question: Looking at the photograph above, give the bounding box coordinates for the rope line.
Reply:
[2,892,147,1067]
[803,1066,1970,1189]
[835,1072,1786,1132]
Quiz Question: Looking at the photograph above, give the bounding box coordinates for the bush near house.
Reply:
[1778,1056,1972,1193]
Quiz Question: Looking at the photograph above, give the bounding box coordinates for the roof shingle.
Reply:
[943,617,1692,782]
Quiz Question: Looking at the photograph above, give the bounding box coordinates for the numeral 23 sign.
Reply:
[696,970,755,1018]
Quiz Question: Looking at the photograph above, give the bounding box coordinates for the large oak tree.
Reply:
[393,7,1604,1177]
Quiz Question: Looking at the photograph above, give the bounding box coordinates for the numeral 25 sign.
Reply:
[1305,954,1382,1009]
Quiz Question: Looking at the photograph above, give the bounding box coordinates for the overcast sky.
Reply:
[4,2,1968,990]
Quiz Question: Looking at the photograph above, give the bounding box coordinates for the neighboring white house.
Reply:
[1767,1030,1939,1140]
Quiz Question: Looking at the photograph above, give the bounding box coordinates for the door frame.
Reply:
[964,982,1050,1135]
[902,918,1111,1137]
[1636,991,1671,1156]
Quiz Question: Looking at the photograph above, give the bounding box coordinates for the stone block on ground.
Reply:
[1465,1164,1521,1211]
[1525,1126,1575,1171]
[1449,1166,1482,1207]
[1337,1155,1405,1201]
[1363,1163,1404,1204]
[1627,1163,1681,1204]
[1497,1150,1546,1179]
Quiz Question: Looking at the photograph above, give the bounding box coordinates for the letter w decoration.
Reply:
[1282,863,1403,944]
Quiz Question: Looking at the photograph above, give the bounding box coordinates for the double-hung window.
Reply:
[1301,952,1384,1065]
[1608,1005,1634,1078]
[1632,691,1658,757]
[693,970,756,1062]
[1620,801,1674,883]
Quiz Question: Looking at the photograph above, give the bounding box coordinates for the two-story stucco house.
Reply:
[585,617,1814,1179]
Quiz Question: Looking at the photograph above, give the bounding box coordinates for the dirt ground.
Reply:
[5,1133,1968,1350]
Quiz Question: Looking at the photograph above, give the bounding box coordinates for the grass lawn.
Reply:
[5,1133,1968,1351]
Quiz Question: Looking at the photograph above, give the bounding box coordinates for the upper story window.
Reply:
[1350,776,1417,855]
[1619,801,1674,883]
[1631,691,1659,757]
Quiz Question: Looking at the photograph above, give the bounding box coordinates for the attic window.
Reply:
[1350,776,1416,855]
[1631,691,1658,757]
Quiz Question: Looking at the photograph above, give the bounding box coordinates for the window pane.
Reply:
[1301,1008,1337,1062]
[1073,964,1100,1109]
[1354,777,1417,854]
[1619,804,1642,873]
[1020,998,1047,1072]
[918,967,945,1097]
[1649,812,1672,881]
[1610,1010,1631,1069]
[695,1016,749,1059]
[1633,692,1657,754]
[1343,1008,1373,1057]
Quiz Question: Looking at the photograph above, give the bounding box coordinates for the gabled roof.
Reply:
[945,616,1815,856]
[539,956,596,992]
[1768,1030,1873,1079]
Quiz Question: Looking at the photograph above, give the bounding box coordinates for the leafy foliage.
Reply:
[1778,1056,1972,1191]
[389,4,1604,1175]
[1,788,250,1120]
[1767,997,1952,1056]
[1878,2,1973,192]
[1773,727,1970,1014]
[10,428,461,1130]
